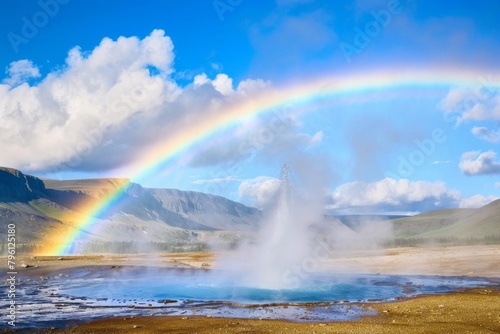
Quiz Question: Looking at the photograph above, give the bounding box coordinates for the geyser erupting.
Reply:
[225,162,328,290]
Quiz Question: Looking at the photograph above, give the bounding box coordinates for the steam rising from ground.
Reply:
[240,163,322,289]
[216,158,393,290]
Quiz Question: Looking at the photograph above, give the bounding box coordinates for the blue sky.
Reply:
[1,0,499,213]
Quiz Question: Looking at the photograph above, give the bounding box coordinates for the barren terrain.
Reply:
[4,245,500,333]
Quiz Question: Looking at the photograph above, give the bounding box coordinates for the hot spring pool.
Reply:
[57,270,491,303]
[4,267,496,329]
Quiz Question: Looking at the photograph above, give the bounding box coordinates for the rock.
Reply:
[0,167,47,201]
[158,299,177,304]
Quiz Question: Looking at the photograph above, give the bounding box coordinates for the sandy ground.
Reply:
[15,245,500,277]
[322,245,500,277]
[14,252,215,276]
[5,245,500,333]
[48,288,500,334]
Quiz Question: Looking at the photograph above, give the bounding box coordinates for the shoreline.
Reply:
[10,244,500,278]
[5,288,500,333]
[4,245,500,333]
[46,288,500,333]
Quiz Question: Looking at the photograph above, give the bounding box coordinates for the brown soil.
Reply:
[4,246,500,333]
[39,288,500,334]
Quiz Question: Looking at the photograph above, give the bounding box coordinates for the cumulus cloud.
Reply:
[471,126,500,143]
[212,73,234,96]
[3,60,41,86]
[459,194,498,208]
[0,30,280,173]
[440,82,500,123]
[241,176,497,213]
[459,150,500,175]
[329,178,461,214]
[0,30,177,171]
[238,177,281,209]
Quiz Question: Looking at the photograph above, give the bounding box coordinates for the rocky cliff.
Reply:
[0,167,47,201]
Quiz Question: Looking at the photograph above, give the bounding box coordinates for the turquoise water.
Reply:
[4,269,495,329]
[58,270,492,303]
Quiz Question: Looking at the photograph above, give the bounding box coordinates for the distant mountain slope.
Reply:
[42,178,130,198]
[392,200,500,239]
[42,178,261,231]
[0,167,261,252]
[0,201,61,242]
[152,189,260,231]
[42,179,213,231]
[2,166,498,253]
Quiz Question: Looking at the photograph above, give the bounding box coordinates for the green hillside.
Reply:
[0,167,261,254]
[2,166,499,254]
[391,199,500,245]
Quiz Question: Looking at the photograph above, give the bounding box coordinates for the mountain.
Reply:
[0,167,261,253]
[1,166,499,253]
[151,188,259,230]
[392,200,500,240]
[0,167,47,201]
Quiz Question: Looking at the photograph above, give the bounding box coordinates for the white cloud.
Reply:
[236,78,271,95]
[0,30,179,172]
[459,150,500,176]
[3,59,41,86]
[440,85,500,123]
[240,175,496,213]
[432,160,451,165]
[329,178,461,213]
[440,86,469,112]
[471,126,500,143]
[238,177,281,209]
[212,73,234,96]
[459,194,498,208]
[192,176,240,185]
[194,73,270,96]
[193,73,210,86]
[210,62,222,71]
[495,182,500,189]
[0,30,276,173]
[310,131,324,145]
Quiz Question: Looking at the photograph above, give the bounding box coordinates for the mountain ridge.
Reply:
[1,167,499,253]
[0,167,47,201]
[0,167,261,252]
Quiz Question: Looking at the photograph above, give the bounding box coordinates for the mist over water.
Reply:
[213,152,397,290]
[218,159,332,289]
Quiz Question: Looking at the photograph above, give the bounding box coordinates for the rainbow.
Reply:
[41,69,497,255]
